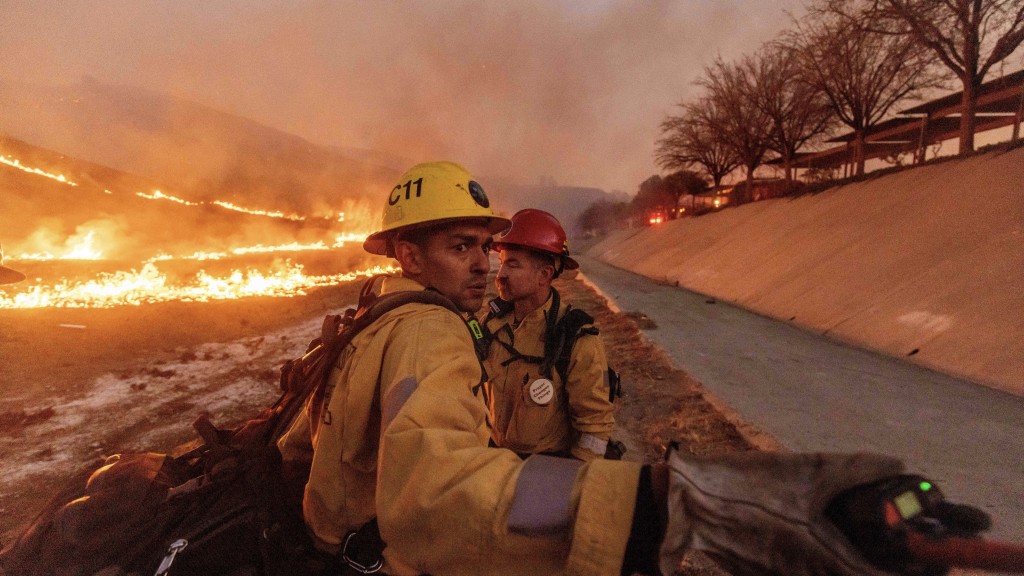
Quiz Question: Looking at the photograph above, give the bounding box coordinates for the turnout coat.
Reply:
[277,276,640,575]
[483,293,616,460]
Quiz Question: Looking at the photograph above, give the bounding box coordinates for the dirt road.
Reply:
[578,253,1024,545]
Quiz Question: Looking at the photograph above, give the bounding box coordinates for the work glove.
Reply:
[659,449,905,576]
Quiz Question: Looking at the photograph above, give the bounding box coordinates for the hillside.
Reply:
[0,136,355,262]
[588,145,1024,395]
[0,79,397,214]
[489,182,628,234]
[0,80,630,227]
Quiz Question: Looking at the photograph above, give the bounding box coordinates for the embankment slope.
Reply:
[588,146,1024,395]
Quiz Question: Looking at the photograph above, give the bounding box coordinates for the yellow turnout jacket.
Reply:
[277,276,639,575]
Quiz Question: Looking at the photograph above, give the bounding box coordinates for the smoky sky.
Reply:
[0,0,800,193]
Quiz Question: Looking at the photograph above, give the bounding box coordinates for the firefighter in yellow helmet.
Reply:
[0,243,26,285]
[482,209,616,461]
[277,161,976,576]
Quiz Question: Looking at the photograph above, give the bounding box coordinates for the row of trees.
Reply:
[577,170,709,236]
[656,0,1024,202]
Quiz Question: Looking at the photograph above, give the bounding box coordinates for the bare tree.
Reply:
[696,57,774,204]
[656,100,741,188]
[785,4,936,175]
[751,44,835,183]
[866,0,1024,153]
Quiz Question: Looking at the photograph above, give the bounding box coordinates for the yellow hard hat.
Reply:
[364,161,511,255]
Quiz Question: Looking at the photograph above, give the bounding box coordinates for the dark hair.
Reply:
[387,222,443,256]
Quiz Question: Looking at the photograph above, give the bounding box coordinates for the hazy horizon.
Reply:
[0,1,802,193]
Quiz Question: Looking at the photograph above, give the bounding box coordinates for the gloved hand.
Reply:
[659,449,906,576]
[826,474,991,576]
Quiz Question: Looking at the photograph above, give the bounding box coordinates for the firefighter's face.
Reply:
[408,222,493,313]
[495,247,553,303]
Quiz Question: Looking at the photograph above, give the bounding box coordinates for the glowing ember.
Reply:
[0,153,78,186]
[0,262,397,309]
[135,190,200,205]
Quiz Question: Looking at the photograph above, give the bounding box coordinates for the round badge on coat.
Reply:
[528,378,554,405]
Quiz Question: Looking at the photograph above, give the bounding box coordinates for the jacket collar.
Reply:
[380,275,428,295]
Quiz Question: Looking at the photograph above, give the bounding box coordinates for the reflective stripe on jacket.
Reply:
[277,276,639,575]
[484,292,615,460]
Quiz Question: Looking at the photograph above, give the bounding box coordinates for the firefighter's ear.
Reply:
[539,262,556,283]
[394,239,424,276]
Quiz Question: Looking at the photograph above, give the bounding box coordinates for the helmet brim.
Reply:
[0,265,26,285]
[364,215,512,256]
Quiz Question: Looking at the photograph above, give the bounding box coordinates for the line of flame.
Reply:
[0,261,397,309]
[12,233,372,263]
[143,235,370,263]
[135,190,200,205]
[1,151,348,224]
[134,191,314,222]
[212,200,306,221]
[0,154,78,186]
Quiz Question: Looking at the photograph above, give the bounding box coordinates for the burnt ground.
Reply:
[0,273,757,575]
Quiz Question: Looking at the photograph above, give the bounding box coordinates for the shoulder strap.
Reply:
[467,297,510,362]
[548,306,621,403]
[550,305,598,386]
[268,284,464,444]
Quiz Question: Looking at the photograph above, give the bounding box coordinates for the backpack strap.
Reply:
[318,283,473,574]
[550,305,598,386]
[466,296,511,364]
[270,277,465,445]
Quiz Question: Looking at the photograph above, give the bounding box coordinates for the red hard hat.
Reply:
[493,209,579,270]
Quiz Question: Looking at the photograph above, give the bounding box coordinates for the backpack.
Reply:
[0,280,464,576]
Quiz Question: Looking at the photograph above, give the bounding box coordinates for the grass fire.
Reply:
[0,140,392,310]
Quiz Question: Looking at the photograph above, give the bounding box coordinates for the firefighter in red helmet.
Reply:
[481,209,618,461]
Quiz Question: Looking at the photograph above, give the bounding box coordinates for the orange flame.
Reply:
[0,261,397,309]
[135,190,200,205]
[211,200,305,221]
[12,230,105,261]
[132,190,315,223]
[0,153,78,186]
[1,151,386,309]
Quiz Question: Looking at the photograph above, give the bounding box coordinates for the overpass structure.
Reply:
[774,69,1024,176]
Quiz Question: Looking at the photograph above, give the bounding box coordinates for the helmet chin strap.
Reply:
[552,258,565,280]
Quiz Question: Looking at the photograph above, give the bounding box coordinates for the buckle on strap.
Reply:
[341,530,383,574]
